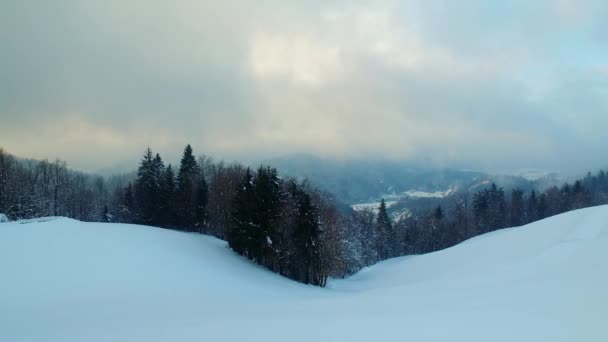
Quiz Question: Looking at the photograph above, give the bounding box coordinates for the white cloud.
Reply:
[249,31,345,86]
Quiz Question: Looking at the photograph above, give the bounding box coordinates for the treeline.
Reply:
[3,145,608,287]
[388,174,606,257]
[110,145,209,230]
[104,145,343,286]
[227,167,328,286]
[305,170,608,275]
[0,148,123,221]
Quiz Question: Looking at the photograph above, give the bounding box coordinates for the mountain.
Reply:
[2,205,607,341]
[262,155,560,205]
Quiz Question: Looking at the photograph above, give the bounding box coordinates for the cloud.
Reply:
[249,31,345,87]
[0,0,607,174]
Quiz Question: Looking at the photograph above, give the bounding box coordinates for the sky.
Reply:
[1,0,607,174]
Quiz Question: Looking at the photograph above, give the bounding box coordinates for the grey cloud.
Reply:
[0,0,607,175]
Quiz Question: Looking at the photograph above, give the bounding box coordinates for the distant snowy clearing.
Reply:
[352,188,454,212]
[403,188,454,198]
[2,206,608,341]
[351,201,398,212]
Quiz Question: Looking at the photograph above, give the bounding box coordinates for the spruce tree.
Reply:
[176,144,199,230]
[195,172,208,232]
[509,188,525,227]
[134,148,164,225]
[538,193,548,220]
[433,205,444,221]
[488,184,506,231]
[253,165,282,265]
[124,182,134,214]
[526,190,538,223]
[473,189,489,233]
[292,183,325,286]
[151,153,165,225]
[159,164,176,227]
[375,199,394,260]
[228,168,256,257]
[101,205,109,222]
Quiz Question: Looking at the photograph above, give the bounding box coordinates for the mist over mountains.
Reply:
[263,154,563,205]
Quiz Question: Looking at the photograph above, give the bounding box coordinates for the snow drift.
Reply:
[2,206,608,341]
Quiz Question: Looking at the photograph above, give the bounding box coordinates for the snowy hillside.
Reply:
[2,206,608,341]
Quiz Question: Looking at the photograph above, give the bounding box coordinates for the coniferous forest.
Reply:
[1,145,607,286]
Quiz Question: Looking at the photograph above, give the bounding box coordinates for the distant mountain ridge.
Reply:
[262,154,562,205]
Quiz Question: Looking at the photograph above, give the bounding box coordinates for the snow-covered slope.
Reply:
[2,206,608,342]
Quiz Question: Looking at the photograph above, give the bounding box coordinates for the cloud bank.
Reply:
[1,0,607,173]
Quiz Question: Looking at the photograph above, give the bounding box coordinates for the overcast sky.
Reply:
[1,0,607,174]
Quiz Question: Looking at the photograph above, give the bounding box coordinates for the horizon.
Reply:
[0,146,589,183]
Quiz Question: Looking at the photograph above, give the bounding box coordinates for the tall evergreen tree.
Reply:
[228,168,256,257]
[159,164,176,227]
[538,193,548,220]
[571,180,591,209]
[375,199,394,260]
[176,144,199,230]
[292,183,326,286]
[473,189,489,233]
[134,148,164,225]
[431,205,445,250]
[253,165,282,265]
[526,190,539,223]
[124,182,135,215]
[509,188,525,227]
[488,184,506,230]
[433,205,444,221]
[195,171,208,232]
[0,148,12,213]
[101,205,110,222]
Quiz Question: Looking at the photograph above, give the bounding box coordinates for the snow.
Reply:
[351,201,397,213]
[391,208,412,221]
[403,188,454,198]
[2,206,608,341]
[0,213,8,222]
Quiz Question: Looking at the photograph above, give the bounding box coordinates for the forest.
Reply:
[1,146,607,286]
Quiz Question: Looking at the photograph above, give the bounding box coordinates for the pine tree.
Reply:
[0,148,12,214]
[509,188,525,227]
[526,190,538,223]
[124,182,135,215]
[151,153,165,225]
[430,205,445,251]
[375,199,394,260]
[433,205,444,221]
[253,165,282,265]
[195,172,208,232]
[538,193,548,220]
[176,144,199,230]
[292,183,326,286]
[571,180,591,209]
[159,164,176,227]
[228,168,256,257]
[488,184,506,231]
[473,189,489,233]
[101,205,110,222]
[134,148,164,225]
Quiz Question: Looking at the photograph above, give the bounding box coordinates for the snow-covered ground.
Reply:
[351,200,398,213]
[403,188,454,198]
[2,206,608,341]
